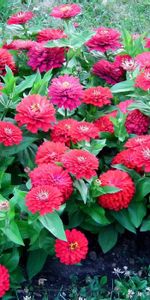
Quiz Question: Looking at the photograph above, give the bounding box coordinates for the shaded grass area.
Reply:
[1,0,150,34]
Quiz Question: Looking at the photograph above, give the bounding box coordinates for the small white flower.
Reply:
[23,297,31,300]
[112,268,124,276]
[127,289,135,299]
[38,278,47,286]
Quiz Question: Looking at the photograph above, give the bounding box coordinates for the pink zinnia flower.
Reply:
[51,118,78,145]
[135,69,150,91]
[86,27,121,53]
[15,94,56,133]
[27,42,65,72]
[48,75,83,110]
[7,11,34,25]
[135,52,150,70]
[61,149,99,179]
[3,39,36,51]
[125,135,150,149]
[50,4,81,19]
[37,28,67,42]
[35,141,68,165]
[0,48,16,75]
[0,121,22,146]
[70,121,99,143]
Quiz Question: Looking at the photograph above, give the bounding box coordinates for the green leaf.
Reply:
[111,80,134,94]
[3,221,24,245]
[128,202,146,228]
[83,205,110,225]
[27,249,47,280]
[84,139,106,155]
[98,225,118,253]
[141,217,150,231]
[1,248,19,272]
[0,136,37,156]
[14,73,39,96]
[112,164,141,182]
[111,210,136,233]
[74,179,88,204]
[39,211,67,241]
[134,177,150,201]
[69,211,84,228]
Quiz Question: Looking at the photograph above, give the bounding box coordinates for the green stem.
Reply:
[22,24,29,39]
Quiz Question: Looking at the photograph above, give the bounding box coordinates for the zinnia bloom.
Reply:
[61,149,99,179]
[81,86,112,107]
[7,11,34,25]
[30,164,73,201]
[55,229,88,265]
[35,141,68,165]
[48,75,83,110]
[0,265,10,297]
[135,52,150,70]
[15,94,56,133]
[125,135,150,149]
[145,38,150,48]
[86,27,121,52]
[135,69,150,91]
[98,170,135,211]
[94,113,115,134]
[93,59,124,85]
[25,185,63,215]
[0,121,22,146]
[51,118,78,145]
[37,28,67,42]
[3,39,36,51]
[70,121,99,143]
[112,149,141,172]
[50,4,81,19]
[0,48,16,75]
[27,42,65,72]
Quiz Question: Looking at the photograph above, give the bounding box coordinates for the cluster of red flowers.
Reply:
[0,265,10,297]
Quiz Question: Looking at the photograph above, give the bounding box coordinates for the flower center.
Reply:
[49,151,56,158]
[18,12,25,18]
[79,125,89,132]
[30,103,41,112]
[77,156,85,162]
[145,72,150,80]
[65,124,71,130]
[60,5,71,12]
[37,191,49,201]
[93,90,101,96]
[4,127,12,135]
[69,241,79,250]
[62,81,70,88]
[143,147,150,159]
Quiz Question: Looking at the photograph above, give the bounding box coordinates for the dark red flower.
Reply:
[26,185,63,215]
[35,141,68,165]
[37,28,67,42]
[0,264,10,297]
[30,164,73,201]
[50,4,81,19]
[81,86,112,107]
[7,11,34,25]
[0,48,16,75]
[94,113,115,134]
[0,121,22,146]
[61,149,99,179]
[98,170,135,211]
[15,94,56,133]
[55,229,88,265]
[93,59,124,85]
[27,42,65,72]
[86,27,121,52]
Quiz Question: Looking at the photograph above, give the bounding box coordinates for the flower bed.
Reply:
[0,3,150,298]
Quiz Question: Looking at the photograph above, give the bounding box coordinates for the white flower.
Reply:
[112,268,124,276]
[127,289,135,299]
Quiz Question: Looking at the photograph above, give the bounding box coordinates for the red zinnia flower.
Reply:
[51,118,78,145]
[145,38,150,48]
[48,75,83,110]
[125,135,150,149]
[81,86,112,107]
[50,4,81,19]
[27,42,65,72]
[70,121,99,143]
[98,170,135,211]
[15,94,56,133]
[26,185,63,215]
[93,59,124,85]
[135,69,150,91]
[61,149,99,179]
[35,141,68,165]
[112,149,141,172]
[37,28,67,42]
[3,39,36,51]
[30,164,73,201]
[0,265,10,297]
[55,229,88,265]
[86,27,121,53]
[7,11,34,25]
[135,52,150,70]
[0,121,22,146]
[94,113,115,134]
[0,48,16,75]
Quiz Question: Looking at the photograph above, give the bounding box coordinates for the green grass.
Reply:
[1,0,150,34]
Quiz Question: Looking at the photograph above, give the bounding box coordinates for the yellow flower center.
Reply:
[30,103,41,112]
[69,241,79,250]
[4,127,12,135]
[60,5,71,12]
[62,81,70,88]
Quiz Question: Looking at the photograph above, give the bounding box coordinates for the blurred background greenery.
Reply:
[0,0,150,34]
